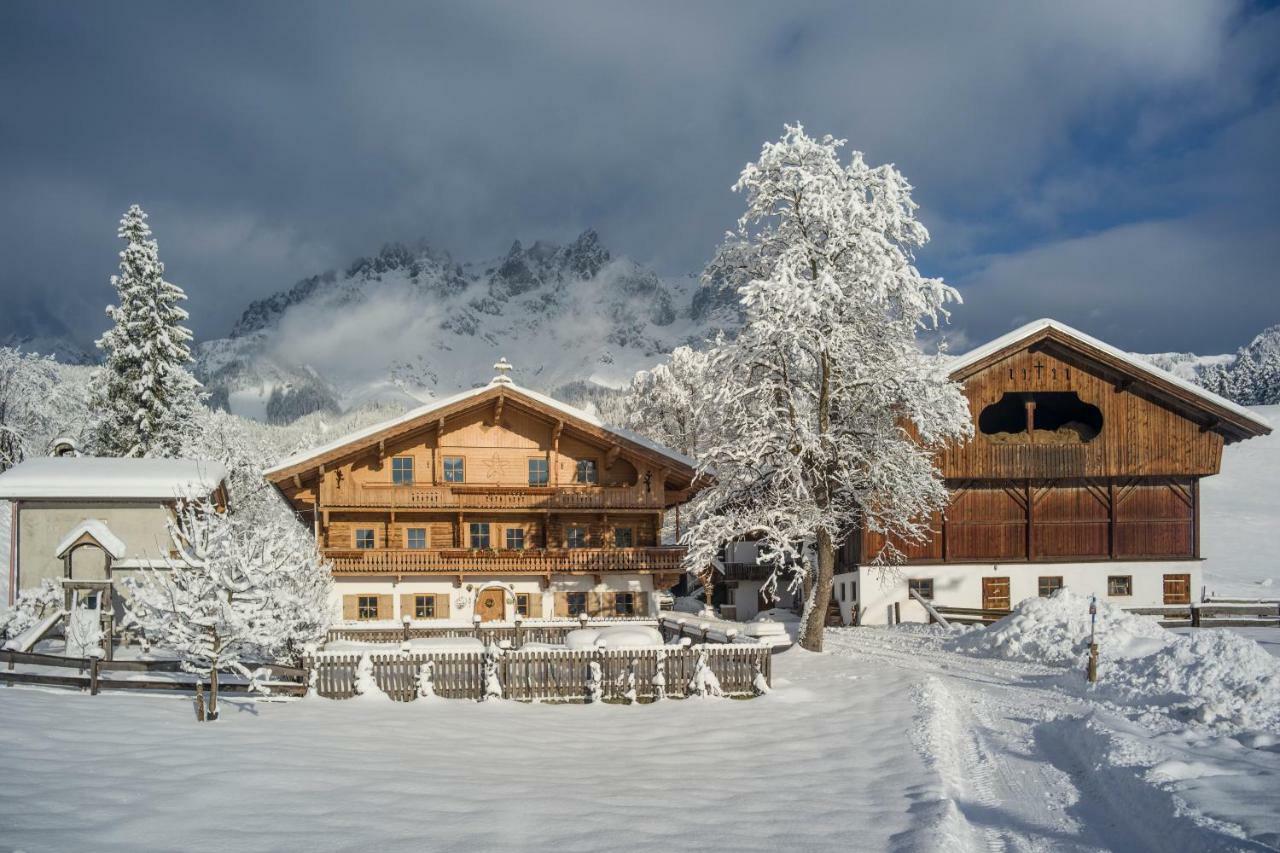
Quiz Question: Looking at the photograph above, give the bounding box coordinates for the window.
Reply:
[469,523,491,549]
[354,529,375,549]
[908,578,934,600]
[358,595,379,620]
[1108,575,1133,597]
[506,528,525,550]
[613,527,633,548]
[391,456,414,485]
[528,458,549,486]
[566,591,588,615]
[443,456,465,483]
[515,593,530,617]
[567,526,589,548]
[615,592,635,616]
[406,528,427,550]
[574,459,597,484]
[413,594,435,619]
[978,392,1102,444]
[1038,576,1064,598]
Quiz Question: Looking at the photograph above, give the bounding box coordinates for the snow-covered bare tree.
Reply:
[92,205,205,458]
[682,125,972,651]
[122,498,333,719]
[623,345,715,460]
[0,348,92,471]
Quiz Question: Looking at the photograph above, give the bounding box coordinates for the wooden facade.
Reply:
[265,375,700,605]
[852,322,1270,567]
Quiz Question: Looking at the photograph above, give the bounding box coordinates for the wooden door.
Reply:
[1163,573,1191,605]
[982,577,1010,611]
[474,588,506,622]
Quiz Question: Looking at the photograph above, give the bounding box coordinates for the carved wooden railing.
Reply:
[323,546,687,575]
[322,483,664,511]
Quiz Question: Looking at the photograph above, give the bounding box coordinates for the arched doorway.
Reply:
[473,586,507,622]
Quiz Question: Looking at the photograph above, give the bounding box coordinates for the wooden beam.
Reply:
[605,445,620,468]
[1114,377,1133,393]
[292,474,301,490]
[494,393,504,424]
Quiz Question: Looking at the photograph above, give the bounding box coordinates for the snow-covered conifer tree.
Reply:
[92,205,205,458]
[683,125,972,651]
[122,498,334,719]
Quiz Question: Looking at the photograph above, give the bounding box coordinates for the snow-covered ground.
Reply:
[1201,405,1280,598]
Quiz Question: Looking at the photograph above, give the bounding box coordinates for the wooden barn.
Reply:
[829,318,1272,625]
[263,360,700,625]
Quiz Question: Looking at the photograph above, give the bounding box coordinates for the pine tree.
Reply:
[92,205,204,457]
[682,125,973,652]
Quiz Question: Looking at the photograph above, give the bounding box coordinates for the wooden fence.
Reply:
[327,618,660,647]
[2,649,307,697]
[310,644,771,703]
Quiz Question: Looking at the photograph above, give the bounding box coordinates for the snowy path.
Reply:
[828,627,1280,852]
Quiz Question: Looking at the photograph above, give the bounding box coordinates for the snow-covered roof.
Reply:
[54,520,126,559]
[264,376,697,477]
[950,318,1272,433]
[0,457,228,500]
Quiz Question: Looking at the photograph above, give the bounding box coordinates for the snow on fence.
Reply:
[1,649,308,696]
[310,644,771,702]
[327,617,667,649]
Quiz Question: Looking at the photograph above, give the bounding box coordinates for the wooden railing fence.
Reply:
[2,649,307,697]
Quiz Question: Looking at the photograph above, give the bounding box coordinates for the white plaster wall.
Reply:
[15,501,173,594]
[839,562,1203,626]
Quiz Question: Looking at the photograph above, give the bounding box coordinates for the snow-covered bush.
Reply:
[681,125,972,651]
[689,650,723,698]
[0,578,63,640]
[416,661,436,700]
[353,654,389,702]
[482,642,503,701]
[585,660,603,703]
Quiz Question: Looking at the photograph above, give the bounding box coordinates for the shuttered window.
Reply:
[515,593,530,617]
[413,595,435,619]
[615,592,635,616]
[566,591,588,615]
[357,595,379,620]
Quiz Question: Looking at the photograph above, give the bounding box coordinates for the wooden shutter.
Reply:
[377,594,393,620]
[342,595,358,621]
[402,594,418,621]
[554,592,569,617]
[434,593,449,618]
[528,592,542,618]
[632,591,647,617]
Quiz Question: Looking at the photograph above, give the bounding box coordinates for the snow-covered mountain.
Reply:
[1139,325,1280,407]
[195,231,736,423]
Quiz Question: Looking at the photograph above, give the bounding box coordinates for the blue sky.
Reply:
[1,1,1277,355]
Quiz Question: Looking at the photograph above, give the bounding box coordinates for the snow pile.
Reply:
[951,590,1280,733]
[950,589,1170,666]
[564,625,664,650]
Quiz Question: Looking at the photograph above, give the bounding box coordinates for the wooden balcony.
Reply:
[321,482,665,512]
[323,546,687,576]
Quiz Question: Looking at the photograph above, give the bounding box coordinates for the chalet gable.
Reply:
[263,377,697,494]
[950,319,1271,445]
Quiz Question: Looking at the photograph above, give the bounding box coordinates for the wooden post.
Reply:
[1025,479,1034,562]
[1192,477,1201,559]
[1087,643,1098,683]
[1190,603,1202,628]
[194,681,207,722]
[89,656,99,695]
[1108,479,1117,560]
[208,668,219,721]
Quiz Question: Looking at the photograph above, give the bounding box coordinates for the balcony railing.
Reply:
[321,483,664,511]
[323,546,687,575]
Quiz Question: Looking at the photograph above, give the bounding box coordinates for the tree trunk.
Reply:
[799,529,835,652]
[208,666,219,721]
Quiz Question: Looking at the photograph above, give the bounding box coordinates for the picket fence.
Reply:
[310,644,771,703]
[326,617,657,648]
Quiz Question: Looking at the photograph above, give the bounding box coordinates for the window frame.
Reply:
[357,595,379,620]
[574,458,598,484]
[1107,575,1133,597]
[613,527,633,548]
[413,594,435,619]
[405,527,427,550]
[566,591,588,615]
[614,591,635,616]
[527,457,549,486]
[354,528,376,550]
[469,522,491,549]
[515,593,530,617]
[1038,576,1065,598]
[443,456,465,483]
[391,456,415,485]
[566,525,589,549]
[908,578,934,600]
[505,528,525,550]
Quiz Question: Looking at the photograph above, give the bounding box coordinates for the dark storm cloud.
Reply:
[0,1,1276,354]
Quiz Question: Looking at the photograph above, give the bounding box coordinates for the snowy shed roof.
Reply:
[264,375,697,479]
[54,520,127,559]
[949,318,1272,442]
[0,457,228,500]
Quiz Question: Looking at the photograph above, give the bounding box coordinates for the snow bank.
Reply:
[951,589,1170,666]
[564,625,664,650]
[951,590,1280,733]
[404,637,484,652]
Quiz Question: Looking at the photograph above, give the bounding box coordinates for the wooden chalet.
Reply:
[264,360,700,623]
[823,319,1272,625]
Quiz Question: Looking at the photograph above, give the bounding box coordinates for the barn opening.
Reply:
[978,392,1102,443]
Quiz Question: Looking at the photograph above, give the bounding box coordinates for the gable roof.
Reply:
[54,520,127,560]
[951,318,1271,443]
[263,376,698,484]
[0,457,229,500]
